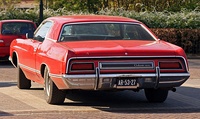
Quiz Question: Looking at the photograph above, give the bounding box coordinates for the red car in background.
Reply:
[0,20,36,60]
[9,15,190,104]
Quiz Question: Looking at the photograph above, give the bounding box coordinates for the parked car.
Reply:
[0,20,36,60]
[9,15,190,104]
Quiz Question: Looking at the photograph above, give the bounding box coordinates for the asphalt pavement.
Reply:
[0,59,200,119]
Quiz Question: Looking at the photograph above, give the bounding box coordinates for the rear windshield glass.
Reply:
[1,22,35,35]
[59,23,155,41]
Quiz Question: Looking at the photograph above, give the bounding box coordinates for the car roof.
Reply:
[46,15,141,24]
[0,19,34,23]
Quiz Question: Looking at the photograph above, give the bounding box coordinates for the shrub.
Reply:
[151,28,200,54]
[0,8,199,54]
[98,8,200,29]
[0,8,199,29]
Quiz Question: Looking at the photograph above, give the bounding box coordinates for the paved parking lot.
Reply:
[0,59,200,119]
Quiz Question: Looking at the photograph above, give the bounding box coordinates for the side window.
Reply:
[62,25,73,35]
[34,21,52,42]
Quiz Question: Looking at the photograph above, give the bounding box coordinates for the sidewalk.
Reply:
[187,54,200,59]
[188,59,200,79]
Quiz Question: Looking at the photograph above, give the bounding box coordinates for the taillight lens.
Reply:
[71,63,94,71]
[0,40,5,46]
[159,62,182,69]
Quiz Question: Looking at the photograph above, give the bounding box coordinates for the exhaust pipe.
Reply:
[171,88,176,92]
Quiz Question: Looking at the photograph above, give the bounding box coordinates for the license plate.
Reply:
[117,78,137,86]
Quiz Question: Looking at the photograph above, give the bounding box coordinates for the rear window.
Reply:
[1,22,35,35]
[59,23,156,41]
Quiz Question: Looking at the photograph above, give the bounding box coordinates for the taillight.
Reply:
[0,40,5,46]
[71,63,94,71]
[159,62,182,69]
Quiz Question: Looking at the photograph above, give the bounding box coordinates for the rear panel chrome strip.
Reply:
[99,61,154,70]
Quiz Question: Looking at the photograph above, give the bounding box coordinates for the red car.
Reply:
[0,20,36,60]
[9,15,190,104]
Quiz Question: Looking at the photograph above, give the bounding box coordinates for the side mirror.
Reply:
[26,32,34,39]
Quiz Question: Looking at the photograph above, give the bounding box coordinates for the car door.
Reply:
[33,21,53,82]
[19,21,52,82]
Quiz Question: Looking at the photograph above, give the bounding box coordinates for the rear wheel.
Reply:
[144,88,168,103]
[17,65,31,89]
[44,67,66,104]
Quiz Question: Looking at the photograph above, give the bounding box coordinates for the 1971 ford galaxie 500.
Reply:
[9,15,190,104]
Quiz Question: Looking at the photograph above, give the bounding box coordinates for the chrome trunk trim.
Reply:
[99,62,154,70]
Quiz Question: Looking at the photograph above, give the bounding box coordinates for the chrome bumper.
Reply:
[62,67,190,90]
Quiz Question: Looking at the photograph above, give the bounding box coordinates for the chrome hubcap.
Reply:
[45,74,51,96]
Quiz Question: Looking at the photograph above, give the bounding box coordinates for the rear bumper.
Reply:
[62,70,190,90]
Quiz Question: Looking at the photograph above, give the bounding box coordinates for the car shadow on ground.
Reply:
[0,82,17,87]
[0,111,13,116]
[0,61,13,68]
[0,60,199,114]
[1,81,200,114]
[62,86,200,113]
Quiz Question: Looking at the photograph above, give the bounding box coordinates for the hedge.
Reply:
[151,28,200,54]
[0,8,199,29]
[0,8,199,54]
[98,8,200,29]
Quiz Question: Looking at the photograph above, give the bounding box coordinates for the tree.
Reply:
[0,0,21,9]
[47,0,102,13]
[35,0,200,12]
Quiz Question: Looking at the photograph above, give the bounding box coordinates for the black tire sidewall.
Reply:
[44,67,66,104]
[17,65,31,89]
[145,88,168,103]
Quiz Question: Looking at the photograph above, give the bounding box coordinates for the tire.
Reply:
[144,88,168,103]
[44,67,66,104]
[17,65,31,89]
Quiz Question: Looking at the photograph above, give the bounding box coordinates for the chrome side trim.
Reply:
[19,63,40,74]
[18,63,61,79]
[46,38,57,42]
[49,73,63,78]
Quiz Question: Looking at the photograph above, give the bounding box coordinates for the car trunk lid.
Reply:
[60,40,177,57]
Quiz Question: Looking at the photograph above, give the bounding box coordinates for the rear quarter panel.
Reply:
[35,39,69,88]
